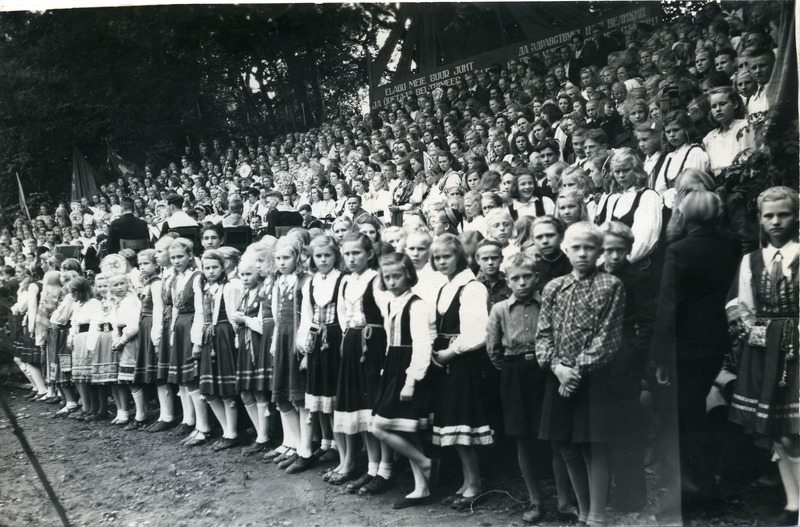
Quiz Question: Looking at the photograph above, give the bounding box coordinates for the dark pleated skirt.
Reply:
[90,332,118,384]
[235,319,269,392]
[371,345,431,433]
[333,326,387,435]
[168,313,197,384]
[271,321,306,404]
[133,315,158,384]
[156,313,172,382]
[430,341,499,447]
[730,318,799,437]
[539,364,616,443]
[47,325,71,385]
[500,357,546,437]
[198,322,238,397]
[305,324,342,414]
[19,328,42,365]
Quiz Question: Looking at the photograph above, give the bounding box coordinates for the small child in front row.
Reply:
[487,252,564,524]
[271,238,314,473]
[536,222,626,527]
[297,236,345,466]
[370,252,436,510]
[230,254,269,454]
[198,250,243,451]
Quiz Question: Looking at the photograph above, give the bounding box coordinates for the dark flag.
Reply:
[71,148,99,202]
[107,142,142,180]
[16,172,31,221]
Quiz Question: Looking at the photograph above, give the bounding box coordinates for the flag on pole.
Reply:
[16,172,31,221]
[107,141,142,181]
[72,148,100,202]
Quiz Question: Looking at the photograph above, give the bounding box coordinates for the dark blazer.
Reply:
[652,226,741,364]
[107,213,149,254]
[565,57,584,86]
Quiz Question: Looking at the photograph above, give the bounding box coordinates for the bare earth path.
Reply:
[0,385,782,527]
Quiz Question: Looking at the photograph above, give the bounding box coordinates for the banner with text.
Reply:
[369,4,661,111]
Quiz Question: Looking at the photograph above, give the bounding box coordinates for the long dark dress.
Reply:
[198,285,238,397]
[134,276,160,384]
[430,284,499,447]
[730,251,799,437]
[156,272,174,383]
[305,274,344,414]
[333,276,387,435]
[371,295,431,432]
[235,289,266,392]
[271,276,307,404]
[168,270,201,385]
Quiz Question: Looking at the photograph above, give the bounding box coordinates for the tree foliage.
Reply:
[0,4,396,210]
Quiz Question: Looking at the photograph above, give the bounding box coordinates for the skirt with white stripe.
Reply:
[371,346,431,433]
[333,326,386,435]
[198,322,238,397]
[430,345,498,447]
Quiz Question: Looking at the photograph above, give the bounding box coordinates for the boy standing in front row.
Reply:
[487,253,574,525]
[536,222,626,527]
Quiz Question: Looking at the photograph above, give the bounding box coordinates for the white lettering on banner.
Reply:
[369,5,660,109]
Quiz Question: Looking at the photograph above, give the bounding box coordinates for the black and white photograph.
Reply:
[0,1,797,526]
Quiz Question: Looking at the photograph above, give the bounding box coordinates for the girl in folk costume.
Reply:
[128,249,163,430]
[67,276,106,421]
[656,111,710,199]
[197,250,244,451]
[730,187,800,526]
[13,268,48,399]
[370,253,436,510]
[104,255,142,427]
[270,238,315,473]
[251,238,283,462]
[428,233,500,511]
[34,271,62,401]
[231,253,269,454]
[297,236,345,468]
[52,259,82,416]
[148,236,179,433]
[330,232,392,494]
[168,238,205,444]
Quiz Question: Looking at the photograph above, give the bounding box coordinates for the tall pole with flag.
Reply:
[72,148,100,202]
[16,172,31,221]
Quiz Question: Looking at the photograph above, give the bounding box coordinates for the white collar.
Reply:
[765,241,798,262]
[447,268,476,288]
[388,290,414,318]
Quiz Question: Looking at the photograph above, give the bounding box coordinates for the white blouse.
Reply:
[69,298,103,352]
[737,242,799,328]
[605,188,663,264]
[385,290,436,387]
[336,269,388,330]
[297,269,342,351]
[657,143,710,197]
[435,269,488,354]
[702,120,754,174]
[206,281,244,329]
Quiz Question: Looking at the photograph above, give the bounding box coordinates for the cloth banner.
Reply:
[71,147,100,202]
[107,142,142,181]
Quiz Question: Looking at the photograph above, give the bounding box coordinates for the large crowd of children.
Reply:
[1,2,798,526]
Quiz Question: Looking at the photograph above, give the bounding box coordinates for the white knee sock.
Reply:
[189,390,210,433]
[280,409,300,451]
[157,384,175,422]
[776,442,800,511]
[179,385,195,426]
[206,397,227,435]
[131,387,147,421]
[256,402,270,443]
[297,407,313,458]
[224,398,238,439]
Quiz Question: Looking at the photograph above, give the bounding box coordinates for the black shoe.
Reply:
[358,475,395,495]
[346,474,373,494]
[212,437,244,452]
[392,495,432,509]
[318,449,340,463]
[285,455,317,474]
[242,441,270,455]
[124,419,148,431]
[170,423,193,436]
[778,509,799,527]
[147,420,178,433]
[277,453,298,469]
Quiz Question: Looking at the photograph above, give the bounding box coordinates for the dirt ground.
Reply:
[0,381,786,527]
